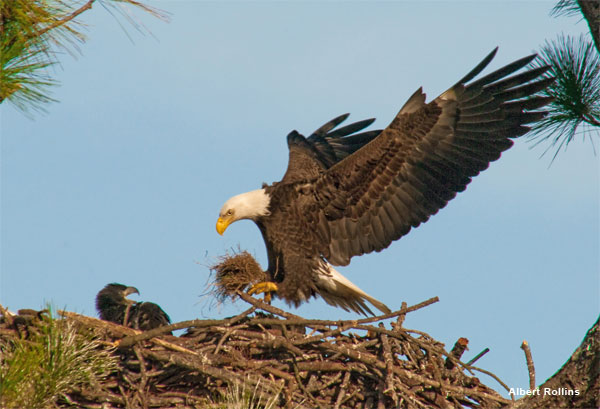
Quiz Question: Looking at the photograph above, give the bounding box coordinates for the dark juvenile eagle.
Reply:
[95,283,171,331]
[216,48,554,315]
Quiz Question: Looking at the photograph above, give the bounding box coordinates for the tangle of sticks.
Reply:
[2,293,512,409]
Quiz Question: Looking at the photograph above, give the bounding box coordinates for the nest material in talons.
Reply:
[210,251,267,301]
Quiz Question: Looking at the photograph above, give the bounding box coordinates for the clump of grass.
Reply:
[211,378,285,409]
[210,251,267,301]
[0,306,118,408]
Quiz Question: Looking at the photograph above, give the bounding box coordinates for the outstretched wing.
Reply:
[281,115,381,183]
[309,48,554,266]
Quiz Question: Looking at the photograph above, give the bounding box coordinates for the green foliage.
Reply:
[211,379,284,409]
[550,0,581,17]
[0,307,118,408]
[0,38,57,114]
[2,1,55,114]
[527,34,600,159]
[0,0,167,116]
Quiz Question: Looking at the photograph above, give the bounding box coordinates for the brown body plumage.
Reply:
[96,283,171,331]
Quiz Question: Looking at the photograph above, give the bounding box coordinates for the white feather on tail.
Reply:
[315,262,390,315]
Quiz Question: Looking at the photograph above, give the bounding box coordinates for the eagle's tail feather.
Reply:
[316,262,391,316]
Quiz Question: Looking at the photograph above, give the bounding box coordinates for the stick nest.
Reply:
[1,292,512,409]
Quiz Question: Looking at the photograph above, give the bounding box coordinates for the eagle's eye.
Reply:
[226,209,233,216]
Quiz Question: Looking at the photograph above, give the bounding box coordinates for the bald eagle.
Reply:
[216,48,553,315]
[95,283,171,331]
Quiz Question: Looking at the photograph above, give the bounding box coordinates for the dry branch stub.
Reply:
[1,253,512,408]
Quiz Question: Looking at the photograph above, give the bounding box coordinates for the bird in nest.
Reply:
[95,283,171,332]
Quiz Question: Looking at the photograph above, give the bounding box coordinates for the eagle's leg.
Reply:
[248,281,278,303]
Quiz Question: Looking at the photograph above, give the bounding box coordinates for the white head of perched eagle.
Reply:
[216,48,554,315]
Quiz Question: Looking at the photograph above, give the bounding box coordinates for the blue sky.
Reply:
[1,0,598,398]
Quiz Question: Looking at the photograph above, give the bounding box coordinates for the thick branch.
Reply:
[577,0,600,52]
[510,315,599,409]
[445,337,469,370]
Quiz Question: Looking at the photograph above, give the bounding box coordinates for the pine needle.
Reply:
[550,0,581,17]
[527,34,600,161]
[0,306,118,408]
[0,0,168,116]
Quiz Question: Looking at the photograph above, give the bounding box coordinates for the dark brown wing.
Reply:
[281,115,381,183]
[309,48,554,266]
[130,302,171,331]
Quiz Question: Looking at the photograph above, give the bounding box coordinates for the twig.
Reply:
[520,340,536,390]
[33,0,167,39]
[133,346,149,409]
[59,310,197,354]
[356,296,440,325]
[291,356,323,408]
[213,327,234,355]
[379,323,398,406]
[467,364,512,394]
[239,292,439,332]
[394,365,511,405]
[293,323,352,346]
[466,347,490,366]
[394,301,408,329]
[118,384,131,409]
[333,371,352,409]
[34,0,94,38]
[376,380,386,409]
[237,292,305,320]
[152,337,198,355]
[116,306,255,347]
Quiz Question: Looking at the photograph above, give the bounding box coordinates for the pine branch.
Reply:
[0,0,168,116]
[527,34,600,160]
[34,0,94,38]
[551,0,581,17]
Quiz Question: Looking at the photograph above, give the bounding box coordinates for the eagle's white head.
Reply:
[216,189,271,235]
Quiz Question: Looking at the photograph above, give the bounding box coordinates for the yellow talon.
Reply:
[248,281,278,303]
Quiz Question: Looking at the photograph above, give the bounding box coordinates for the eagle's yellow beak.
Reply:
[216,217,231,235]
